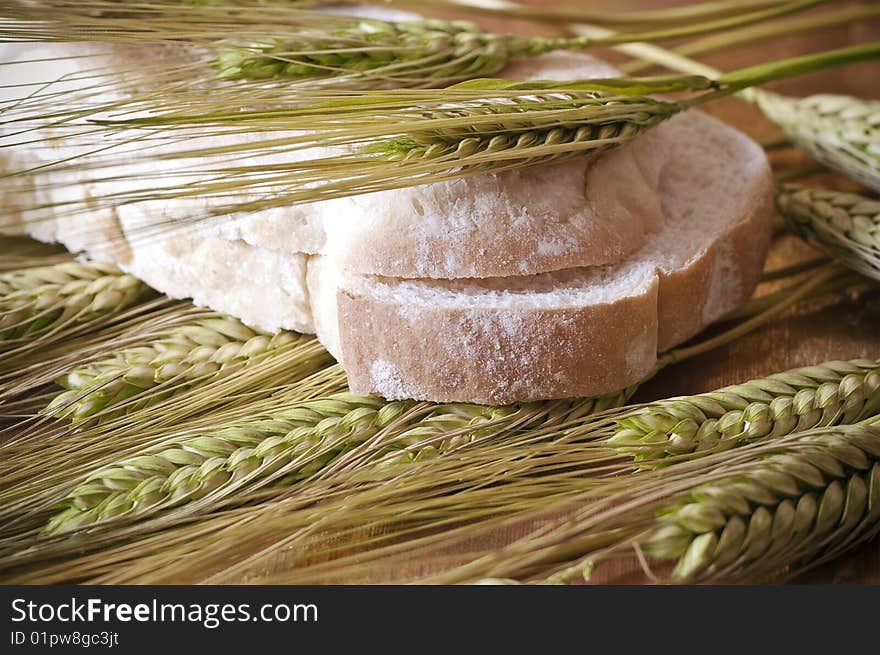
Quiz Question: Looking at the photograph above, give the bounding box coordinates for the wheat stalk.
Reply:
[373,89,681,164]
[756,92,880,192]
[420,0,821,26]
[0,301,212,408]
[159,357,879,584]
[212,0,828,88]
[5,350,878,581]
[569,21,880,194]
[43,316,328,422]
[414,424,880,584]
[0,0,834,152]
[97,416,880,585]
[0,361,353,534]
[13,421,880,584]
[28,263,859,536]
[214,18,594,88]
[0,0,828,44]
[609,359,880,463]
[41,393,560,533]
[12,41,874,226]
[0,261,151,351]
[567,425,880,583]
[40,355,880,541]
[776,184,880,281]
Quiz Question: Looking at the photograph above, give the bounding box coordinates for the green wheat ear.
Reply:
[608,359,880,463]
[644,425,880,581]
[365,91,680,169]
[432,424,880,585]
[43,315,330,423]
[756,92,880,192]
[213,18,588,87]
[42,396,530,534]
[777,184,880,282]
[0,262,150,345]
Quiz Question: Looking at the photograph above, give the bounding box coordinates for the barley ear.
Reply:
[609,359,880,462]
[776,184,880,281]
[44,316,329,423]
[756,91,880,192]
[645,425,880,582]
[42,396,532,533]
[0,261,150,349]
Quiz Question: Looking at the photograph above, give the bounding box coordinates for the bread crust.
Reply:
[336,277,659,404]
[2,36,777,404]
[656,176,775,350]
[324,111,775,403]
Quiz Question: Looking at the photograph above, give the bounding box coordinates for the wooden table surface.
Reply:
[336,0,880,584]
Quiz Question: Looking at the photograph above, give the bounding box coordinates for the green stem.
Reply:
[415,0,818,26]
[622,4,880,74]
[760,257,828,282]
[718,41,880,90]
[583,0,832,47]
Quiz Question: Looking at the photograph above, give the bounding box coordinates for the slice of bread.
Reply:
[310,110,774,403]
[117,106,772,403]
[1,45,665,279]
[187,51,667,280]
[0,18,775,403]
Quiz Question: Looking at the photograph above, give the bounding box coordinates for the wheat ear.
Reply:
[0,261,150,350]
[42,356,880,540]
[608,359,880,462]
[423,424,880,584]
[42,394,561,533]
[755,92,880,192]
[618,425,880,582]
[126,414,880,586]
[168,357,880,584]
[43,316,328,422]
[776,184,880,281]
[212,0,817,89]
[39,42,873,221]
[215,18,590,87]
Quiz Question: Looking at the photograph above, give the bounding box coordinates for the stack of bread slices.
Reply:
[0,10,775,404]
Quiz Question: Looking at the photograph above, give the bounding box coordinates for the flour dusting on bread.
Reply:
[0,16,776,404]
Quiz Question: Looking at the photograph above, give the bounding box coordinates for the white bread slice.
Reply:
[0,17,775,403]
[308,110,774,403]
[3,103,773,402]
[2,43,666,279]
[205,51,666,279]
[318,51,661,279]
[309,256,661,403]
[125,228,314,334]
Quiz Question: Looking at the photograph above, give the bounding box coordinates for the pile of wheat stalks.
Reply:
[1,0,879,584]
